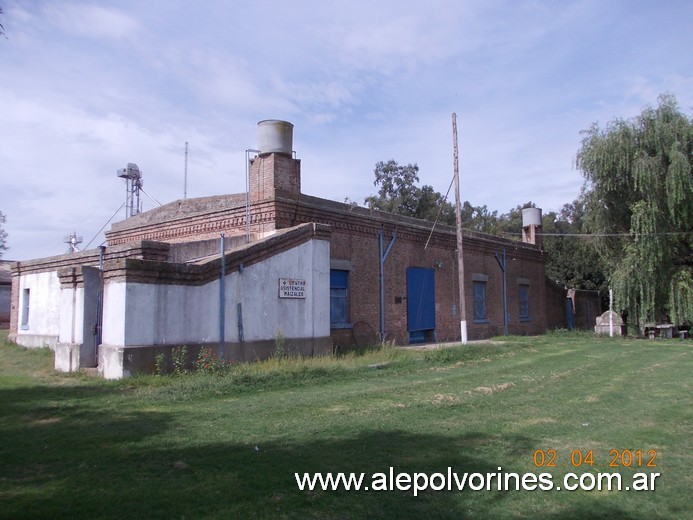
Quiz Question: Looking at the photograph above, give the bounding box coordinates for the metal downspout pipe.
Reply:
[379,225,396,342]
[220,233,226,359]
[495,248,509,336]
[245,149,261,243]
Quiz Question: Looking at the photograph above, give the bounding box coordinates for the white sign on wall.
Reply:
[279,278,306,299]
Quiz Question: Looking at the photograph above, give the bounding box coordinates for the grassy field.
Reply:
[0,330,690,519]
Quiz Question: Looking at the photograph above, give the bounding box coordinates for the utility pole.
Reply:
[453,113,468,344]
[184,142,188,199]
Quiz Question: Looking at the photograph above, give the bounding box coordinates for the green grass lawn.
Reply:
[0,330,690,519]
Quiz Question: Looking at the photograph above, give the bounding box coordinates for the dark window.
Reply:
[330,270,349,328]
[519,284,530,321]
[473,281,487,322]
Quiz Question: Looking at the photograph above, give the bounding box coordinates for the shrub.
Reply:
[154,351,166,376]
[273,329,286,359]
[195,347,228,374]
[172,345,188,375]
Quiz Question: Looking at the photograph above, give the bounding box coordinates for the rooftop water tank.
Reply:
[257,120,294,157]
[522,207,542,227]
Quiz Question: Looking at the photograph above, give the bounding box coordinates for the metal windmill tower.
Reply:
[64,231,83,253]
[117,163,143,218]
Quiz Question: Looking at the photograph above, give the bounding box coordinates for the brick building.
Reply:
[8,120,574,377]
[0,261,11,329]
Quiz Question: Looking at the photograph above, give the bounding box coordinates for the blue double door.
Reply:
[406,267,436,343]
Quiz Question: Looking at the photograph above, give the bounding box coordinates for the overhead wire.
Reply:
[536,231,691,237]
[83,202,126,250]
[140,187,163,207]
[424,173,456,250]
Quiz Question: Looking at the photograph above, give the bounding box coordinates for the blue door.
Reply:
[407,267,435,343]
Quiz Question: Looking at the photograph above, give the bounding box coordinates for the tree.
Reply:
[0,211,8,258]
[495,201,537,237]
[576,94,693,330]
[542,195,607,293]
[364,160,500,233]
[365,160,431,218]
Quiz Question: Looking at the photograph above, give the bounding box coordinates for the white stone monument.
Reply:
[594,310,623,336]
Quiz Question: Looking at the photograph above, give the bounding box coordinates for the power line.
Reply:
[496,230,691,241]
[84,202,126,250]
[140,187,162,207]
[536,231,691,237]
[424,173,455,250]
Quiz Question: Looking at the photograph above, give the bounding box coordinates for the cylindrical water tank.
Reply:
[522,207,542,227]
[257,120,294,157]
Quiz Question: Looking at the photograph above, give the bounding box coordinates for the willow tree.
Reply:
[576,94,692,331]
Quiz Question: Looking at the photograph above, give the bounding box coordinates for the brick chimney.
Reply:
[521,207,543,250]
[249,120,301,202]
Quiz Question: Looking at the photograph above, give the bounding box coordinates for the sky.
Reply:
[1,0,692,261]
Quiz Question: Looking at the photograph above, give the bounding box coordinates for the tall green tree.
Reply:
[365,162,609,296]
[490,199,606,293]
[364,160,457,224]
[542,195,607,293]
[364,160,501,233]
[576,94,693,329]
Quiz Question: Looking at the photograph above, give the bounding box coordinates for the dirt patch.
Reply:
[473,382,515,395]
[430,361,466,372]
[431,393,461,405]
[405,339,506,351]
[525,417,557,425]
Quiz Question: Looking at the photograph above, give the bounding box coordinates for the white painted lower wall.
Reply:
[58,285,85,345]
[99,238,330,378]
[15,271,61,348]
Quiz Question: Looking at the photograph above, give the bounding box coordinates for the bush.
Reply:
[172,345,188,375]
[195,347,228,374]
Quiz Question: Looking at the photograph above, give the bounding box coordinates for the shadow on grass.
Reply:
[0,384,650,520]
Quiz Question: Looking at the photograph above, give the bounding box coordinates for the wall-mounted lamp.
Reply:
[434,259,443,268]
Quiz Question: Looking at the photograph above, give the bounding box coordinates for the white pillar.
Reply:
[609,289,614,337]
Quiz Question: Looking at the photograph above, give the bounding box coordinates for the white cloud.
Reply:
[46,3,140,40]
[1,0,691,260]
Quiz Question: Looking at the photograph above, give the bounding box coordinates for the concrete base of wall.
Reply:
[11,334,59,349]
[55,343,81,372]
[99,337,333,379]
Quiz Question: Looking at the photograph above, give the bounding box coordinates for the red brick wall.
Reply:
[324,217,547,345]
[100,151,550,346]
[249,154,301,202]
[546,279,567,329]
[8,275,19,338]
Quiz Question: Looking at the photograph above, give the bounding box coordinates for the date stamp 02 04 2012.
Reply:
[532,449,658,469]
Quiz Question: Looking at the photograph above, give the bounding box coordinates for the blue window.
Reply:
[330,270,350,328]
[519,284,530,321]
[473,281,487,322]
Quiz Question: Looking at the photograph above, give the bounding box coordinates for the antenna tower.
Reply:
[117,163,143,218]
[64,231,83,253]
[184,142,188,199]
